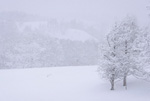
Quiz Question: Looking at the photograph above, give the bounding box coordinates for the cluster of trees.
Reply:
[0,13,98,69]
[98,16,150,90]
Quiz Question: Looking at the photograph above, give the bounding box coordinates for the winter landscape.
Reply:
[0,0,150,101]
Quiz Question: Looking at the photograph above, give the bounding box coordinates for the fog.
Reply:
[0,0,150,68]
[0,0,149,25]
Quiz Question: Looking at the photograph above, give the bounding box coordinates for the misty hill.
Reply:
[0,11,99,69]
[0,11,101,41]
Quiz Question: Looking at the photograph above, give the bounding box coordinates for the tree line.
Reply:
[0,17,98,69]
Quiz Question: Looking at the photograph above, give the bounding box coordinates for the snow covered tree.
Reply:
[98,32,122,90]
[106,17,140,88]
[115,17,139,87]
[132,27,150,81]
[99,16,141,90]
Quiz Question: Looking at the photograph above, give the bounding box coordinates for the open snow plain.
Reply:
[0,66,149,101]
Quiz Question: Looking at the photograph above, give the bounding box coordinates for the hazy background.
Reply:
[0,0,149,25]
[0,0,150,69]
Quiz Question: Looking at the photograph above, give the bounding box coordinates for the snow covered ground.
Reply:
[0,66,149,101]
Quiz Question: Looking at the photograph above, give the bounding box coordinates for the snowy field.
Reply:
[0,66,150,101]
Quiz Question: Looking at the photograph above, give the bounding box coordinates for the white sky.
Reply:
[0,0,149,25]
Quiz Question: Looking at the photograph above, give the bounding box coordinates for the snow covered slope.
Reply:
[51,29,98,42]
[0,66,149,101]
[16,21,98,42]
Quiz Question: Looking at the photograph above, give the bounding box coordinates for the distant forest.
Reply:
[0,12,99,69]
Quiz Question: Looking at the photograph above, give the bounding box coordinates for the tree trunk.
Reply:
[110,80,114,90]
[123,75,127,87]
[110,74,115,90]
